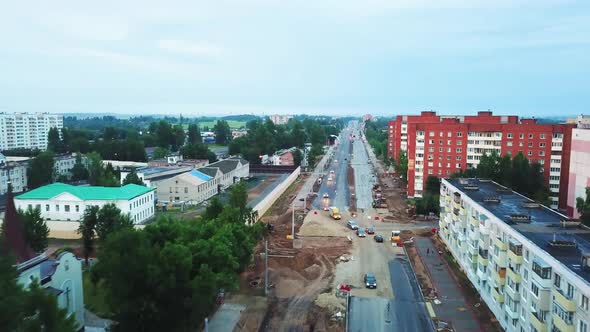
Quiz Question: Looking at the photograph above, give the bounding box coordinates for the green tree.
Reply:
[78,206,99,266]
[425,176,440,195]
[27,151,55,189]
[155,121,174,149]
[204,197,224,220]
[289,119,306,148]
[396,151,408,182]
[96,204,133,242]
[18,206,49,253]
[576,188,590,226]
[213,120,231,145]
[0,254,77,332]
[71,154,89,181]
[172,124,186,151]
[292,148,303,167]
[47,127,62,152]
[187,124,202,144]
[122,168,144,186]
[153,147,170,159]
[180,142,217,163]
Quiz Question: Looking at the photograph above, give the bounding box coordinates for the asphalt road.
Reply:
[351,132,376,210]
[311,126,352,211]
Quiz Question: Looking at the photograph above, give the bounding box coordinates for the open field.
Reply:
[196,120,247,129]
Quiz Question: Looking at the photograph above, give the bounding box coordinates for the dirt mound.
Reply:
[303,264,322,280]
[315,292,346,312]
[299,219,348,237]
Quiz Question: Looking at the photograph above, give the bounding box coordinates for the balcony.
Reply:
[492,269,506,286]
[505,304,519,319]
[493,251,507,267]
[494,237,507,250]
[552,313,575,332]
[492,287,505,303]
[469,231,479,241]
[553,290,576,312]
[507,249,523,264]
[504,284,520,301]
[470,216,479,226]
[529,313,547,332]
[477,268,488,281]
[479,223,489,235]
[506,267,521,283]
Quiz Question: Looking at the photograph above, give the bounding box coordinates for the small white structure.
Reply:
[15,183,156,224]
[157,170,218,204]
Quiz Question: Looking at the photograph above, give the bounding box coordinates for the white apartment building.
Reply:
[269,114,293,125]
[0,153,28,194]
[15,183,155,224]
[0,113,63,150]
[440,178,590,332]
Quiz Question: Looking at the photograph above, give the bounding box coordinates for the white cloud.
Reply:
[158,39,223,58]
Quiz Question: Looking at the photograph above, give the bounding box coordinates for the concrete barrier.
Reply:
[251,166,300,221]
[42,220,147,239]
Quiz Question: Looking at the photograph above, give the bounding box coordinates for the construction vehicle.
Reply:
[372,198,388,208]
[391,230,402,246]
[329,207,342,220]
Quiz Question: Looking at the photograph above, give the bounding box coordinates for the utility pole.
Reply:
[291,200,295,242]
[265,239,269,296]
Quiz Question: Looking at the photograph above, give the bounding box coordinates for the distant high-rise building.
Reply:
[567,127,590,217]
[566,114,590,129]
[0,112,63,151]
[387,111,574,210]
[269,114,293,125]
[362,114,374,122]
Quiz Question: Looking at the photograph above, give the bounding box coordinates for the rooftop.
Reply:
[446,178,590,282]
[16,183,154,201]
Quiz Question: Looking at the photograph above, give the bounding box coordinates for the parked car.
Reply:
[347,220,359,230]
[374,235,384,243]
[366,227,375,234]
[323,193,329,198]
[356,228,366,237]
[364,273,377,289]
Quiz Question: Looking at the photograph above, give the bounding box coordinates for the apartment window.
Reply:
[519,134,524,139]
[429,147,434,152]
[45,204,49,212]
[507,133,513,138]
[75,205,79,212]
[580,321,588,332]
[531,282,539,297]
[456,148,462,153]
[129,204,132,210]
[65,205,70,212]
[553,304,574,325]
[447,132,452,137]
[539,151,545,156]
[184,187,188,194]
[456,163,461,168]
[507,141,513,147]
[457,132,463,137]
[447,140,452,145]
[440,132,444,137]
[457,140,463,145]
[428,169,434,175]
[429,131,434,137]
[456,156,462,161]
[55,205,59,212]
[539,142,546,148]
[540,133,546,139]
[429,139,434,144]
[528,151,532,156]
[582,295,589,311]
[523,269,528,281]
[567,283,575,298]
[528,142,533,147]
[169,187,173,193]
[528,133,533,139]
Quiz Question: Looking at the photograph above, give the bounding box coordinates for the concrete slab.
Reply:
[207,303,246,332]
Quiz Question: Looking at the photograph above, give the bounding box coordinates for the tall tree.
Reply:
[71,154,89,181]
[122,168,144,186]
[172,124,186,151]
[213,120,231,145]
[425,176,440,195]
[96,204,133,242]
[47,127,62,152]
[27,151,55,189]
[18,206,49,253]
[78,206,99,266]
[153,147,170,159]
[396,151,408,182]
[576,188,590,226]
[292,148,303,167]
[187,124,202,144]
[204,197,224,220]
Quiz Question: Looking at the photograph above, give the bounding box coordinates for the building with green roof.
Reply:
[15,183,155,224]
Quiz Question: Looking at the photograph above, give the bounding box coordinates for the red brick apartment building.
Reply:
[387,111,574,210]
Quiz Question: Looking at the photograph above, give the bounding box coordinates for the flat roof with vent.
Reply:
[445,178,590,282]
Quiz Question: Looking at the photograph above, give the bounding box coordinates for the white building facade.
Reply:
[567,128,590,218]
[440,178,590,332]
[0,112,63,150]
[0,153,28,194]
[15,183,155,224]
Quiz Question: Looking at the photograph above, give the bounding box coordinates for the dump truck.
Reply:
[329,207,342,220]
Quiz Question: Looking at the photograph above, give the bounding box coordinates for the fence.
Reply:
[251,166,301,221]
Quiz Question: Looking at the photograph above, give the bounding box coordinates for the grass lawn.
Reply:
[196,120,247,130]
[205,144,228,150]
[83,270,114,319]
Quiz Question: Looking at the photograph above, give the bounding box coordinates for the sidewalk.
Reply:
[414,237,482,332]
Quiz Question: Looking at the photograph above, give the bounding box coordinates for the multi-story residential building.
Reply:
[0,153,28,194]
[567,128,590,217]
[566,115,590,129]
[440,178,590,332]
[0,112,63,150]
[53,153,88,181]
[15,183,155,224]
[387,111,574,210]
[268,114,293,125]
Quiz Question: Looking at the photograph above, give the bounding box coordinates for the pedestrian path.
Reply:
[414,237,482,332]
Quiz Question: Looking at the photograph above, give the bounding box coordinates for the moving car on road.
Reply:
[366,227,375,234]
[364,273,377,289]
[322,193,329,198]
[356,228,366,237]
[329,207,341,220]
[374,235,384,243]
[347,220,358,230]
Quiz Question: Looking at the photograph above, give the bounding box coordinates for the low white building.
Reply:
[157,170,218,204]
[15,183,155,224]
[205,157,249,189]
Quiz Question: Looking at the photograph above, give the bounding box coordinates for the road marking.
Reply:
[425,302,437,318]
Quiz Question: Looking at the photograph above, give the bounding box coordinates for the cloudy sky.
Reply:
[0,0,588,117]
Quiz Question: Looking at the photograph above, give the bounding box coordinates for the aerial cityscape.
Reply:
[1,2,590,332]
